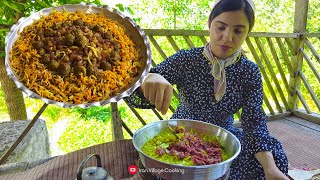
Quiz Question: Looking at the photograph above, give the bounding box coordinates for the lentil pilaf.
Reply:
[9,10,143,104]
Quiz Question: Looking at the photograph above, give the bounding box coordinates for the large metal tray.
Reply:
[5,3,152,108]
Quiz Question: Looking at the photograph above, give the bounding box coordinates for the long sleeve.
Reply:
[240,63,273,155]
[124,49,188,108]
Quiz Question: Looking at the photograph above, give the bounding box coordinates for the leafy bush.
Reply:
[58,105,130,153]
[68,106,111,122]
[57,118,113,153]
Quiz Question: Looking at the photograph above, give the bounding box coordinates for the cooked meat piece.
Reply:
[64,20,73,27]
[52,22,62,30]
[39,48,46,56]
[174,126,185,133]
[100,50,110,60]
[83,47,89,56]
[73,29,84,36]
[60,27,67,35]
[73,19,84,26]
[58,63,71,77]
[61,55,69,63]
[156,146,166,156]
[103,31,113,39]
[87,24,94,30]
[110,52,121,64]
[111,41,121,49]
[100,61,112,71]
[48,60,59,70]
[93,25,104,33]
[87,64,97,76]
[74,62,86,76]
[44,28,54,37]
[64,33,75,46]
[33,41,43,50]
[91,57,97,65]
[41,54,51,64]
[74,35,88,47]
[45,39,54,47]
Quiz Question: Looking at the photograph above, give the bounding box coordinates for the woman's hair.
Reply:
[208,0,255,32]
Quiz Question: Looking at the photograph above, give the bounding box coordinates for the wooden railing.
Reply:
[113,29,320,140]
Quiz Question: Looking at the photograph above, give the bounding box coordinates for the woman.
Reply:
[126,0,289,179]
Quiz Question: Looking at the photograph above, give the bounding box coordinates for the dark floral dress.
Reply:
[125,47,288,179]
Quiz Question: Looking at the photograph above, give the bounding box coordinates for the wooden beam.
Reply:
[143,29,301,38]
[304,39,320,64]
[288,0,309,111]
[233,111,292,128]
[110,102,124,140]
[293,109,320,125]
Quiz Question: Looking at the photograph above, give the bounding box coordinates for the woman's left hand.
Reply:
[255,151,290,180]
[264,167,290,180]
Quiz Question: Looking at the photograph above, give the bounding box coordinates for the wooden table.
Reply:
[0,140,143,180]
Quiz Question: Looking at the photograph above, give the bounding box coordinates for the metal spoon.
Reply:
[168,123,180,140]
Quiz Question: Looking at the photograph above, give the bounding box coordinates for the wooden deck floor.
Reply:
[267,116,320,169]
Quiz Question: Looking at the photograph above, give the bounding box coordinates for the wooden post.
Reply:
[288,0,309,111]
[110,102,124,140]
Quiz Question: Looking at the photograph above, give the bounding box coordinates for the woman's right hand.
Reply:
[140,73,173,115]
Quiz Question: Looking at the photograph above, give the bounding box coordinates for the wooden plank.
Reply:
[299,71,320,111]
[234,111,292,129]
[110,102,124,140]
[143,29,209,36]
[199,36,208,45]
[304,39,320,63]
[143,29,300,38]
[284,38,295,55]
[246,37,279,113]
[275,38,293,72]
[152,108,164,120]
[122,121,133,137]
[283,115,320,131]
[293,109,320,125]
[293,0,308,34]
[166,36,180,52]
[301,32,320,38]
[266,111,292,120]
[255,37,287,111]
[249,32,300,38]
[301,49,320,83]
[183,36,195,48]
[263,93,275,115]
[124,101,147,125]
[267,116,320,168]
[288,36,305,111]
[296,90,312,113]
[266,37,290,94]
[148,36,168,59]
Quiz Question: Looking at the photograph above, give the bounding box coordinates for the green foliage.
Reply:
[130,0,209,30]
[42,105,65,129]
[68,106,112,122]
[0,88,9,121]
[58,105,130,153]
[57,118,113,153]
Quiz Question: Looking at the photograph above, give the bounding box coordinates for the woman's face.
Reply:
[209,10,249,59]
